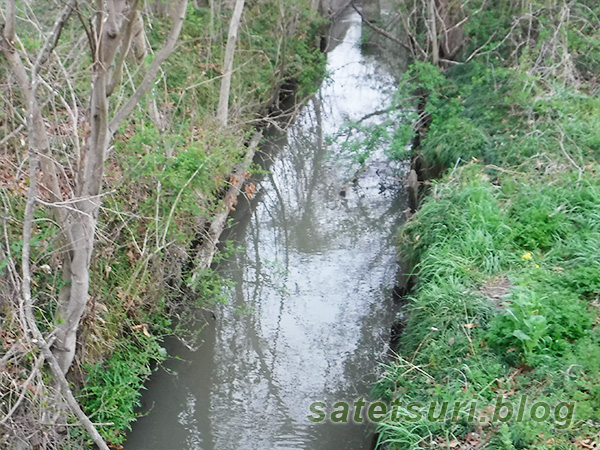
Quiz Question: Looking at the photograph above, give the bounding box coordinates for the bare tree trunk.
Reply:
[52,0,129,375]
[55,0,189,374]
[1,0,190,375]
[216,0,245,126]
[428,0,440,66]
[1,5,112,446]
[208,0,216,59]
[107,2,138,96]
[131,9,164,130]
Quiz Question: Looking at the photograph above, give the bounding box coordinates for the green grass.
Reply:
[374,6,600,444]
[77,338,168,447]
[374,164,600,449]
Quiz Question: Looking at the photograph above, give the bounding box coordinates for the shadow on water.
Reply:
[126,8,408,450]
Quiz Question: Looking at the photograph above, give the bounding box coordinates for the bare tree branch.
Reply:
[217,0,245,126]
[41,343,111,450]
[109,0,189,134]
[107,0,141,96]
[4,0,16,44]
[32,0,77,76]
[0,351,46,426]
[17,93,111,450]
[0,123,24,146]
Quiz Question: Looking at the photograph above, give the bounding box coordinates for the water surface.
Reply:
[126,9,406,450]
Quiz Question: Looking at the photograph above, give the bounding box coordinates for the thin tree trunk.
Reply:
[216,0,246,126]
[53,0,127,374]
[131,9,164,130]
[311,0,323,15]
[428,0,439,66]
[107,0,141,97]
[52,0,189,374]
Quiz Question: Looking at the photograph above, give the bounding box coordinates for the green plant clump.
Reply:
[375,164,600,449]
[373,2,600,446]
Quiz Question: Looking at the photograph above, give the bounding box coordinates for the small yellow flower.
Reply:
[521,252,533,260]
[535,264,540,269]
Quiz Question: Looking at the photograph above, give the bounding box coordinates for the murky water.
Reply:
[126,9,407,450]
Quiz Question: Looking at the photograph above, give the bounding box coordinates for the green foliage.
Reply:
[385,55,600,173]
[496,424,517,450]
[397,166,514,274]
[375,1,600,447]
[79,337,167,446]
[407,60,448,107]
[376,164,600,448]
[286,11,328,97]
[189,271,232,306]
[486,288,550,362]
[421,115,488,167]
[155,0,328,121]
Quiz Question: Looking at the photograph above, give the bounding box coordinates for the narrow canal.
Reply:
[126,8,407,450]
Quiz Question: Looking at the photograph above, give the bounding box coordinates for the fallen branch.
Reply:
[191,131,262,278]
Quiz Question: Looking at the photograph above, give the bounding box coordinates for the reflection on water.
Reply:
[126,9,406,450]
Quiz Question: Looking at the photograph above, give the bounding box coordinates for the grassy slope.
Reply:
[374,3,600,449]
[0,2,325,448]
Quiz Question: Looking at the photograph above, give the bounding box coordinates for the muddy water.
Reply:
[126,9,407,450]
